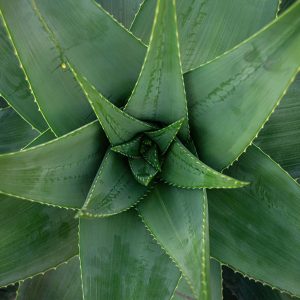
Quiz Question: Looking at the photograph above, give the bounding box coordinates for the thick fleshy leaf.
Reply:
[17,257,82,300]
[79,150,147,217]
[146,118,184,154]
[223,267,296,300]
[0,194,78,287]
[255,74,300,179]
[124,0,190,141]
[141,143,161,171]
[0,121,108,208]
[173,260,222,300]
[185,3,300,170]
[35,0,146,106]
[161,141,248,189]
[0,107,38,154]
[209,145,300,296]
[79,210,180,300]
[279,0,298,14]
[111,136,142,158]
[96,0,143,28]
[0,96,8,108]
[71,67,153,145]
[131,0,277,71]
[129,157,158,186]
[0,0,94,136]
[0,23,47,131]
[138,185,210,299]
[23,129,55,149]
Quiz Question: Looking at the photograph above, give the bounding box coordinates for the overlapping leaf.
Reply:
[185,3,300,170]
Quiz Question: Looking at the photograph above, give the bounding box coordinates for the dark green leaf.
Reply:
[255,74,300,179]
[131,0,278,71]
[17,257,82,300]
[35,0,146,106]
[161,141,248,189]
[124,0,190,141]
[71,67,153,145]
[209,146,300,296]
[0,0,94,136]
[79,150,147,217]
[79,210,180,300]
[0,107,38,154]
[0,121,108,208]
[0,194,78,287]
[185,3,300,170]
[111,136,142,158]
[0,22,47,131]
[145,118,184,154]
[0,96,8,108]
[23,129,55,149]
[138,185,210,299]
[96,0,144,28]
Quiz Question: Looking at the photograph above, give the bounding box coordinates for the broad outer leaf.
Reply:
[124,0,190,142]
[96,0,144,28]
[0,121,108,208]
[79,150,147,217]
[138,185,211,299]
[0,194,78,287]
[185,3,300,170]
[131,0,278,71]
[0,107,38,153]
[223,267,296,300]
[17,257,82,300]
[0,0,94,136]
[79,210,180,300]
[35,0,146,106]
[209,146,300,296]
[71,67,153,145]
[255,74,300,179]
[161,141,248,189]
[0,22,47,131]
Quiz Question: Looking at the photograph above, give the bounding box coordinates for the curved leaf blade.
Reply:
[124,0,190,141]
[17,257,82,300]
[79,210,180,300]
[138,185,211,299]
[0,194,78,287]
[209,146,300,296]
[161,141,248,189]
[0,121,108,208]
[185,3,300,170]
[0,0,94,136]
[79,150,147,217]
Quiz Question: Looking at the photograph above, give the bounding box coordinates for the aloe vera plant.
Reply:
[0,0,299,299]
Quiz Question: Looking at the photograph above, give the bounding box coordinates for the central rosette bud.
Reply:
[111,119,184,186]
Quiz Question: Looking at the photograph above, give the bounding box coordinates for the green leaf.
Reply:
[0,121,108,208]
[23,128,55,150]
[0,22,47,131]
[17,257,82,300]
[141,143,161,171]
[129,157,158,186]
[131,0,278,71]
[0,107,38,154]
[35,0,146,106]
[173,260,222,300]
[0,96,8,108]
[255,74,300,179]
[79,210,180,300]
[124,0,190,142]
[111,136,142,158]
[209,145,300,296]
[161,141,248,189]
[79,150,147,217]
[96,0,144,28]
[138,185,210,300]
[0,0,94,136]
[185,3,300,170]
[145,118,184,154]
[0,194,78,287]
[71,67,153,145]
